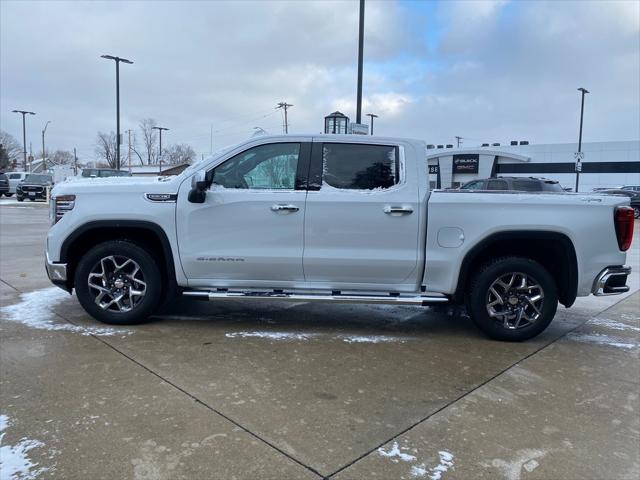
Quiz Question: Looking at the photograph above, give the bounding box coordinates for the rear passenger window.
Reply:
[487,180,508,190]
[9,174,21,179]
[513,180,541,192]
[322,143,399,190]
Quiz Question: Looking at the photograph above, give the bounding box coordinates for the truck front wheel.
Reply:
[74,240,162,325]
[466,256,557,341]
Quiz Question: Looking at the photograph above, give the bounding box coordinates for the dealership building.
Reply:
[426,140,639,192]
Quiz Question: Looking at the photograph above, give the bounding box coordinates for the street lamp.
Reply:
[366,113,378,135]
[575,87,589,193]
[101,54,133,170]
[355,0,365,124]
[42,121,51,171]
[12,110,35,171]
[152,126,169,174]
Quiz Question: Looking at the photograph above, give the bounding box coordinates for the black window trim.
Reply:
[308,141,403,192]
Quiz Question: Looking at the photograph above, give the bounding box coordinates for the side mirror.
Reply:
[188,170,213,204]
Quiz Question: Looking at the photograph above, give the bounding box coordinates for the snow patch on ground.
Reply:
[0,414,49,480]
[378,443,455,479]
[590,317,640,332]
[1,287,132,336]
[225,331,412,343]
[377,441,417,463]
[567,332,638,350]
[489,448,548,480]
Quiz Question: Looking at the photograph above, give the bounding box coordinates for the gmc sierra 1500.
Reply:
[46,135,634,341]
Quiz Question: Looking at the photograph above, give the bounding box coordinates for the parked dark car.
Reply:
[459,177,564,192]
[0,173,9,196]
[81,168,132,178]
[16,174,54,202]
[596,189,640,218]
[622,185,640,193]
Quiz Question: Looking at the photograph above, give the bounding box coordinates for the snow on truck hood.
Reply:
[52,175,182,195]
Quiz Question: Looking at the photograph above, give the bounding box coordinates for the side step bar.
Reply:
[183,290,449,306]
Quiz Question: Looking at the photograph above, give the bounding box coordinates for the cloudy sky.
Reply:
[1,0,639,163]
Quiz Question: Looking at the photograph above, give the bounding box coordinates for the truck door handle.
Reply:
[271,204,299,212]
[384,206,413,215]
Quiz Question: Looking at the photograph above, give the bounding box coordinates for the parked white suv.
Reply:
[45,135,634,341]
[4,171,27,196]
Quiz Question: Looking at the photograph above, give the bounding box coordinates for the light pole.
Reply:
[101,54,133,170]
[12,110,35,171]
[366,113,378,135]
[575,87,589,193]
[152,126,169,174]
[355,0,365,124]
[42,120,51,171]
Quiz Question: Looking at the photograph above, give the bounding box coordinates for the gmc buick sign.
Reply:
[453,154,479,174]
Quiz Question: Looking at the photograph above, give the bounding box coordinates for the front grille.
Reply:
[21,185,44,193]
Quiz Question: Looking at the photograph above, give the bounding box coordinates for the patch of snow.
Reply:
[428,451,455,480]
[377,441,417,463]
[568,332,638,350]
[491,449,549,480]
[0,414,49,480]
[225,330,412,344]
[590,317,640,332]
[225,331,317,341]
[1,287,132,336]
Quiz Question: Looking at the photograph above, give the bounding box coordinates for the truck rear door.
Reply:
[302,140,422,289]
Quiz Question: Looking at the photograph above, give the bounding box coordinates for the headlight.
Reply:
[51,194,76,225]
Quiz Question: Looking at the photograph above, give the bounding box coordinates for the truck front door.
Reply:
[177,141,311,284]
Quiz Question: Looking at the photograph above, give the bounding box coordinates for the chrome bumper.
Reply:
[45,250,68,282]
[592,265,631,296]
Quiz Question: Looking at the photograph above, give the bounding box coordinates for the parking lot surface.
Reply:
[1,204,638,479]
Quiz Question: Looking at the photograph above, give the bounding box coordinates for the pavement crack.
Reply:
[52,310,325,479]
[326,300,631,478]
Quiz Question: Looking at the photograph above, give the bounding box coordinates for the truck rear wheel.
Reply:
[74,240,162,325]
[466,256,557,341]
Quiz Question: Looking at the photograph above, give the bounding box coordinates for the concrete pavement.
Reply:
[1,205,638,479]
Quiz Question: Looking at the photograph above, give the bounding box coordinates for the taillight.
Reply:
[614,206,634,251]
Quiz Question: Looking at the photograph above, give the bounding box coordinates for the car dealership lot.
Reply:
[1,205,638,479]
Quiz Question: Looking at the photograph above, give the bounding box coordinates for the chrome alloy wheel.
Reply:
[486,272,544,330]
[87,255,147,312]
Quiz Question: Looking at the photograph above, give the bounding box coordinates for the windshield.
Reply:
[24,174,52,183]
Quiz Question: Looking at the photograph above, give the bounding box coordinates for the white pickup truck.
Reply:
[45,135,634,341]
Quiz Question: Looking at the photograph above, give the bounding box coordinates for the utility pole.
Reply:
[101,54,134,170]
[73,147,78,175]
[356,0,365,124]
[575,87,589,193]
[366,113,378,135]
[12,110,35,171]
[42,121,51,171]
[152,126,169,174]
[276,102,293,134]
[455,136,463,148]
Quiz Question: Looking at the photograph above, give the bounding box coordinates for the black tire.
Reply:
[17,196,23,202]
[633,206,639,219]
[74,240,162,325]
[5,193,13,197]
[466,256,558,341]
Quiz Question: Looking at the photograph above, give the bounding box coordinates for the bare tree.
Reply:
[139,118,158,164]
[95,131,118,168]
[0,130,22,168]
[162,143,197,165]
[49,150,75,166]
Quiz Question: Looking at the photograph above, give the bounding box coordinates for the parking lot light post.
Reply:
[152,126,169,174]
[575,87,589,193]
[12,110,35,171]
[101,55,133,170]
[42,121,51,171]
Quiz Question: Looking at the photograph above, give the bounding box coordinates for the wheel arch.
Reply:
[454,230,578,307]
[60,220,178,298]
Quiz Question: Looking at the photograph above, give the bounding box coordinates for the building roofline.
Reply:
[426,149,531,162]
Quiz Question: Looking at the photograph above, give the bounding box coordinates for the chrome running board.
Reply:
[183,290,448,306]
